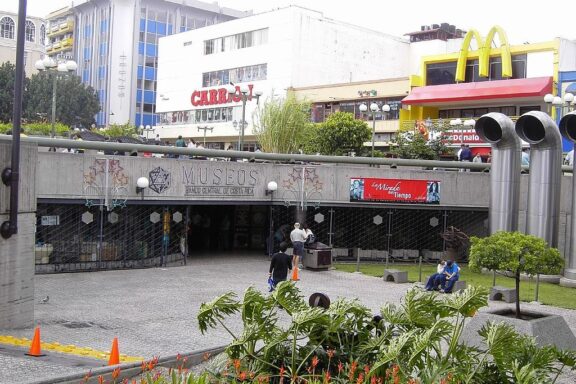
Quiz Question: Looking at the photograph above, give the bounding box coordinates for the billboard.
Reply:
[350,178,440,204]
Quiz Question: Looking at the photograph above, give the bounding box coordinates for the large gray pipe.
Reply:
[475,113,521,233]
[515,111,563,247]
[559,111,576,278]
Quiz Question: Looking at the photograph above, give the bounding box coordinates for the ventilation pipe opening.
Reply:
[560,112,576,142]
[476,116,502,143]
[515,113,546,144]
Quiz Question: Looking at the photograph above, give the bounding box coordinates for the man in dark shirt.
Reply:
[268,242,292,290]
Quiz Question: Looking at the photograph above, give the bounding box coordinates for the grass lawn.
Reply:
[334,263,576,310]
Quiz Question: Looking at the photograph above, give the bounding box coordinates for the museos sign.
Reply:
[350,178,441,204]
[191,84,255,107]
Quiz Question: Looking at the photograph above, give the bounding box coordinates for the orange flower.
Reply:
[324,371,331,383]
[233,358,241,373]
[311,355,319,368]
[98,375,104,384]
[176,353,181,361]
[364,365,370,375]
[279,365,285,377]
[141,361,147,372]
[356,373,364,384]
[82,370,93,382]
[326,349,335,359]
[239,371,247,381]
[348,361,358,381]
[112,367,121,380]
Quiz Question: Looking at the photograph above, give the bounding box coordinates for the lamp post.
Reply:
[197,125,213,146]
[544,92,575,118]
[265,181,278,257]
[140,124,154,140]
[34,57,78,140]
[227,84,263,151]
[359,102,390,157]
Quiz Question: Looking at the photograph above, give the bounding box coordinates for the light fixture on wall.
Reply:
[136,177,149,199]
[265,181,278,196]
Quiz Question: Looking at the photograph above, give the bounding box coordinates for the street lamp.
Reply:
[140,124,154,140]
[359,102,390,157]
[197,125,213,146]
[450,118,463,145]
[227,84,263,151]
[544,93,575,117]
[34,57,78,140]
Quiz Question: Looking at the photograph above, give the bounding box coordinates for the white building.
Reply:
[0,10,46,76]
[45,0,250,128]
[155,6,411,148]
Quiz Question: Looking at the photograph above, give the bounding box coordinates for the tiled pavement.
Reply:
[1,253,575,383]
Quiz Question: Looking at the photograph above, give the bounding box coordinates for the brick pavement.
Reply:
[1,253,576,383]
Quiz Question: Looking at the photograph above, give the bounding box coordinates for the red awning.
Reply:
[402,77,553,105]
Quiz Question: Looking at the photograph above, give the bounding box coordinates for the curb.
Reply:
[28,345,226,384]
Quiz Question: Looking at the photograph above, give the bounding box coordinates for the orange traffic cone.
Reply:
[26,326,45,357]
[292,265,299,281]
[108,337,120,365]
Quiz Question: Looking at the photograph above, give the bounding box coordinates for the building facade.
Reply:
[154,6,411,147]
[401,26,576,153]
[0,10,45,76]
[45,0,250,128]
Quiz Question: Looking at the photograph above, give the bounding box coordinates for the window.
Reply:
[202,64,267,87]
[426,62,457,86]
[1,17,15,39]
[39,24,45,45]
[25,20,35,42]
[204,28,268,55]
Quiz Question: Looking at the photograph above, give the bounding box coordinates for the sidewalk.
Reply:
[1,254,576,383]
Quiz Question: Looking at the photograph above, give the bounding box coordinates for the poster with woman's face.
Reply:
[350,178,364,201]
[426,181,440,203]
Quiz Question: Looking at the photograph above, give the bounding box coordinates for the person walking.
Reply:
[175,135,186,159]
[268,242,292,291]
[290,222,307,272]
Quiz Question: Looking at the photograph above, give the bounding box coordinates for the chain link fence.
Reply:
[271,205,488,264]
[35,202,487,273]
[35,203,187,273]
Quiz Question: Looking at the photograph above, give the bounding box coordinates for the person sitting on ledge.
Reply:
[438,260,460,293]
[425,259,446,291]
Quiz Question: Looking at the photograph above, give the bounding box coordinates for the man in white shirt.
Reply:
[290,222,307,274]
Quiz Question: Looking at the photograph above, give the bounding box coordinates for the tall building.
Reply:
[45,0,250,128]
[155,6,411,148]
[0,10,45,75]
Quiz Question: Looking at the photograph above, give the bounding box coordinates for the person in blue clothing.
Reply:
[438,259,460,293]
[424,259,446,291]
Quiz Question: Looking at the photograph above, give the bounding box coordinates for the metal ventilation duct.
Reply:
[515,111,563,247]
[475,113,521,233]
[559,111,576,278]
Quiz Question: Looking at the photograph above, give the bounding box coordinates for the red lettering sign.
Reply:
[350,178,441,204]
[441,130,485,145]
[189,84,255,107]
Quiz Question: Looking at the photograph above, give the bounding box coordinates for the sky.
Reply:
[5,0,576,44]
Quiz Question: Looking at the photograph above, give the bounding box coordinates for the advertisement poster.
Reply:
[350,178,440,204]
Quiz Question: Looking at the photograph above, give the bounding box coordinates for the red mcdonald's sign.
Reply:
[350,178,441,204]
[191,84,254,107]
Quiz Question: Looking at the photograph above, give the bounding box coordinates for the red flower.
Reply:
[112,367,121,380]
[239,371,247,381]
[338,361,344,373]
[324,371,331,383]
[356,373,364,384]
[311,356,319,369]
[98,376,104,384]
[364,365,370,375]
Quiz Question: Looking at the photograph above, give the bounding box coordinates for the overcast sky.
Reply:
[6,0,576,44]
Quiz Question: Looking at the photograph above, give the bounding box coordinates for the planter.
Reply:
[460,308,576,351]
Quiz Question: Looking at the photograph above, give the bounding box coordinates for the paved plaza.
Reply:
[1,253,576,383]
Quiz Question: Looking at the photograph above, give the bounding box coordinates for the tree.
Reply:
[24,72,100,128]
[253,95,312,154]
[391,128,452,160]
[469,231,564,318]
[0,62,28,123]
[314,111,371,156]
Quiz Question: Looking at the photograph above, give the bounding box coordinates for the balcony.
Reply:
[47,38,74,54]
[47,21,74,38]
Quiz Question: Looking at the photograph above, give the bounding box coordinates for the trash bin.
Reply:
[303,242,332,270]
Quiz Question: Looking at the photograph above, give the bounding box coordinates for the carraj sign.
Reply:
[191,84,255,107]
